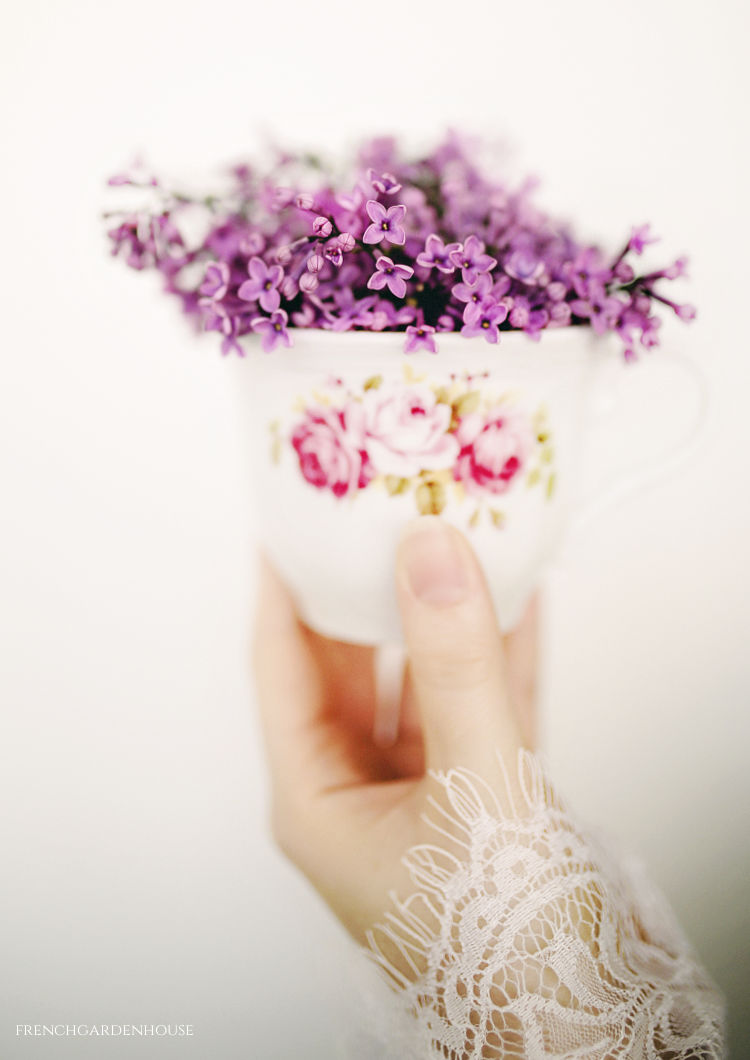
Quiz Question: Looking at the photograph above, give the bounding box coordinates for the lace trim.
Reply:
[363,748,725,1059]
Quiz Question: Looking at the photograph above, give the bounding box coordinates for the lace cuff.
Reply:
[356,748,725,1059]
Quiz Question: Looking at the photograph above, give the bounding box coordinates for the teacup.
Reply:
[231,326,702,645]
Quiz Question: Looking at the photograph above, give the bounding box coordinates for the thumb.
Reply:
[395,517,523,778]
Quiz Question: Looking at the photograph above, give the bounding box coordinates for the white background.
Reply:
[1,0,748,1056]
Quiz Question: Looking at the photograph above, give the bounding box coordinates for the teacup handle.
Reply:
[572,350,709,533]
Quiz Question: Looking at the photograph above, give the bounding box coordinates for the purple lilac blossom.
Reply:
[461,300,509,344]
[367,257,414,298]
[104,132,696,360]
[564,247,612,299]
[449,235,497,283]
[362,201,407,246]
[569,282,626,336]
[404,324,438,353]
[416,233,461,273]
[452,273,494,319]
[367,169,403,195]
[504,247,546,285]
[199,261,230,299]
[628,223,659,255]
[312,216,333,237]
[323,239,344,267]
[238,257,284,312]
[251,309,292,352]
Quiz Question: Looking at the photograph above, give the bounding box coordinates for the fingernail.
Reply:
[399,517,472,605]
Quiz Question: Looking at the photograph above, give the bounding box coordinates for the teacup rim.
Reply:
[236,323,618,374]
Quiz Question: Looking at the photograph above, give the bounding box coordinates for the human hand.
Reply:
[253,520,726,1055]
[252,515,540,947]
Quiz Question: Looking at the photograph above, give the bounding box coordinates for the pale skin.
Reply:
[252,515,540,947]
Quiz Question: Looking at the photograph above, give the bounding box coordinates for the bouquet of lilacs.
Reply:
[103,132,695,362]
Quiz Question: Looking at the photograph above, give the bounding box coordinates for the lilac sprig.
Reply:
[103,134,695,359]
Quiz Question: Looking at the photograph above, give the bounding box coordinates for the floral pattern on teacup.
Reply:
[271,366,555,528]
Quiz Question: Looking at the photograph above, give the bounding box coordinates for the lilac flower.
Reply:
[367,256,414,298]
[628,223,659,255]
[200,298,230,336]
[269,186,295,211]
[639,257,689,284]
[291,302,316,327]
[365,300,415,331]
[107,212,186,271]
[199,261,230,300]
[367,168,403,195]
[570,283,624,336]
[646,289,697,321]
[461,299,509,343]
[367,308,389,331]
[238,257,284,312]
[251,309,292,352]
[491,274,512,299]
[206,221,248,261]
[452,273,493,318]
[200,300,244,357]
[664,256,688,280]
[641,318,662,347]
[449,235,497,283]
[336,184,367,214]
[362,200,407,245]
[373,301,415,327]
[526,308,550,334]
[416,233,461,273]
[506,297,550,334]
[617,301,659,349]
[105,131,696,363]
[239,231,265,257]
[504,247,546,285]
[613,260,635,283]
[404,324,438,354]
[312,216,333,238]
[323,239,344,267]
[548,301,572,327]
[326,290,379,331]
[508,296,531,329]
[300,273,319,293]
[565,248,611,299]
[546,281,567,302]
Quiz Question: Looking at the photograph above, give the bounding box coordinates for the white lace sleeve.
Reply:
[350,748,725,1059]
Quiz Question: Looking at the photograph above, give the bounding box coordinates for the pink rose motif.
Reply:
[291,403,373,498]
[362,385,459,478]
[453,408,534,497]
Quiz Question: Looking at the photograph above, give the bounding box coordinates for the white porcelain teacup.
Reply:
[232,327,703,645]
